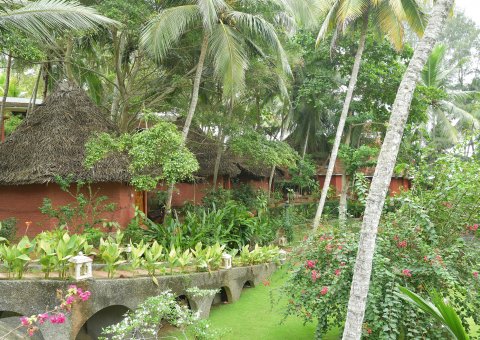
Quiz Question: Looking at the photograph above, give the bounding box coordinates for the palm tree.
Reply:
[141,0,291,213]
[306,0,427,230]
[0,0,117,142]
[342,1,454,338]
[421,44,479,150]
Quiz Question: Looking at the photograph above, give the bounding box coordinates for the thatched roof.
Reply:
[0,82,130,185]
[185,127,240,178]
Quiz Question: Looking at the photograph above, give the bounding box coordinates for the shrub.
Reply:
[0,218,17,242]
[282,152,480,339]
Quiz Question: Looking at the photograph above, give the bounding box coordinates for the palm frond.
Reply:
[141,5,200,61]
[208,21,248,99]
[316,0,340,45]
[337,0,369,25]
[228,11,291,76]
[421,44,446,87]
[196,0,227,31]
[0,0,117,40]
[401,0,427,36]
[275,0,324,28]
[441,100,480,130]
[397,287,470,340]
[373,1,405,50]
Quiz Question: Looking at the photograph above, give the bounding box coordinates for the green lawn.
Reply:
[206,267,340,340]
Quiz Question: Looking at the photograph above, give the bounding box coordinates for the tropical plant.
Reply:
[99,238,125,278]
[342,1,455,337]
[300,0,427,229]
[141,0,291,212]
[421,44,480,150]
[0,236,35,279]
[128,240,147,274]
[0,0,117,142]
[192,242,224,272]
[397,287,470,340]
[143,241,165,276]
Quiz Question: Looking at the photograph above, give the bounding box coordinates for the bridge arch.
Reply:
[75,305,130,340]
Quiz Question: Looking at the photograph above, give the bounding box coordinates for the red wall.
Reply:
[236,178,270,191]
[0,183,135,236]
[317,175,411,197]
[154,176,232,207]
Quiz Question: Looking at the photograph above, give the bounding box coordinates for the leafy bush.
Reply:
[282,153,480,339]
[202,188,232,209]
[0,217,17,243]
[289,157,319,194]
[39,176,117,232]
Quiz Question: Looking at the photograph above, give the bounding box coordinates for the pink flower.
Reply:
[306,260,316,269]
[65,295,75,305]
[320,286,328,295]
[335,269,341,276]
[20,316,30,327]
[397,240,407,248]
[37,313,48,325]
[50,313,66,324]
[28,327,36,337]
[402,269,412,277]
[311,270,318,282]
[473,272,479,279]
[79,291,91,302]
[469,224,479,232]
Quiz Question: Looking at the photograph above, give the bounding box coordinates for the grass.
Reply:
[206,266,340,340]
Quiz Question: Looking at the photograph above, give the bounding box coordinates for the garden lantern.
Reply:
[278,236,287,247]
[278,249,287,265]
[69,252,93,280]
[221,253,232,269]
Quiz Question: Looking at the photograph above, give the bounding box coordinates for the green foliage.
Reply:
[338,144,378,176]
[397,287,470,340]
[0,218,17,243]
[85,121,199,191]
[0,236,34,279]
[100,290,219,340]
[39,176,117,232]
[4,114,23,137]
[289,158,319,194]
[99,233,126,279]
[283,150,480,339]
[230,130,298,169]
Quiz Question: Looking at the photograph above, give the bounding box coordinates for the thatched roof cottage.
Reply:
[0,82,137,235]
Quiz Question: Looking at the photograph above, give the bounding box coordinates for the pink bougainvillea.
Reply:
[13,285,91,338]
[402,269,412,277]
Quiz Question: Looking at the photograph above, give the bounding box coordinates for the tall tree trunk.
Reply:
[312,16,368,231]
[342,1,453,338]
[0,53,13,142]
[42,62,51,99]
[165,34,209,215]
[213,100,233,190]
[64,37,75,82]
[27,66,42,118]
[302,121,311,159]
[338,126,353,225]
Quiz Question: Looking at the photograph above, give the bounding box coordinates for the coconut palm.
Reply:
[141,0,291,213]
[421,44,480,150]
[342,1,454,338]
[0,0,117,142]
[294,0,427,230]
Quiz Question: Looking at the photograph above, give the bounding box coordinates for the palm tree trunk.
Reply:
[165,34,209,215]
[213,100,233,190]
[338,126,353,225]
[0,53,13,142]
[342,1,454,338]
[312,16,368,230]
[27,66,42,118]
[42,62,51,99]
[302,121,311,159]
[64,37,75,81]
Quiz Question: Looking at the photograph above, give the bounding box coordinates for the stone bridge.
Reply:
[0,264,276,339]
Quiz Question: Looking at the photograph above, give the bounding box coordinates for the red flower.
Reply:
[397,240,407,248]
[262,279,270,287]
[334,269,341,276]
[311,270,320,282]
[306,260,316,269]
[320,286,329,295]
[402,269,412,277]
[367,328,372,335]
[473,272,478,279]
